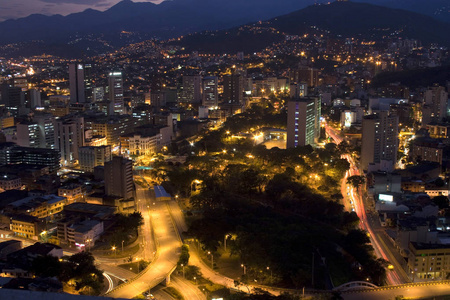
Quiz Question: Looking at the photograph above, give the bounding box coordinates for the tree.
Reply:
[347,175,366,190]
[433,195,449,209]
[62,252,104,295]
[31,255,61,278]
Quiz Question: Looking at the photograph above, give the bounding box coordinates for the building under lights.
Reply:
[287,96,321,148]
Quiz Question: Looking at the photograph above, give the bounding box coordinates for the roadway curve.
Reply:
[326,124,409,285]
[106,186,182,298]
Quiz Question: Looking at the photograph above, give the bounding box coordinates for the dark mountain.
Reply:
[175,1,450,54]
[358,0,450,23]
[0,0,320,46]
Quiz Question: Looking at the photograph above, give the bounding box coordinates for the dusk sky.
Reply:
[0,0,164,22]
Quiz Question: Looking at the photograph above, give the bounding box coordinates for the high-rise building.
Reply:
[55,116,85,165]
[422,85,448,125]
[104,156,133,199]
[287,96,321,148]
[223,74,244,105]
[1,82,24,116]
[69,63,92,104]
[16,122,40,148]
[108,72,124,114]
[202,76,218,108]
[33,113,56,149]
[179,75,202,104]
[289,66,319,88]
[78,145,112,173]
[361,111,399,172]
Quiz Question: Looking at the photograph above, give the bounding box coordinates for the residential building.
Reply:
[361,111,399,171]
[408,242,450,281]
[179,75,202,104]
[78,145,112,172]
[54,115,84,165]
[223,74,244,105]
[422,85,448,125]
[58,184,85,204]
[0,175,21,191]
[9,214,45,239]
[287,96,321,148]
[202,76,218,108]
[104,156,133,199]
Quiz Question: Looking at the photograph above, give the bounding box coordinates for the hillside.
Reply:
[175,1,450,54]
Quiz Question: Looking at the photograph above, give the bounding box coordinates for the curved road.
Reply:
[106,186,182,298]
[326,124,408,285]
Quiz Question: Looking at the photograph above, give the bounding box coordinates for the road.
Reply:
[326,124,408,285]
[106,186,182,298]
[342,281,450,300]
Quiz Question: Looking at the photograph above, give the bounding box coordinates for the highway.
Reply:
[326,124,409,285]
[106,185,182,298]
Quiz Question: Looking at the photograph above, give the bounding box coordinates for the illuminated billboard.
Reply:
[344,111,352,127]
[379,194,393,202]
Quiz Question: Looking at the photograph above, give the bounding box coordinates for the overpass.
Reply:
[105,185,182,298]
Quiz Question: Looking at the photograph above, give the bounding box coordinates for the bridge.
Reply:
[334,281,378,292]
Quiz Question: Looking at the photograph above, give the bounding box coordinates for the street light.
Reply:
[241,264,246,275]
[267,266,272,283]
[224,234,230,252]
[208,251,214,268]
[194,276,197,284]
[122,240,124,253]
[112,246,116,258]
[181,263,185,278]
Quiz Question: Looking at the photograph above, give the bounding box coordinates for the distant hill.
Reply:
[175,1,450,54]
[359,0,450,24]
[0,0,319,48]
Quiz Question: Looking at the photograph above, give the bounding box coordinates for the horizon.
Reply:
[0,0,164,22]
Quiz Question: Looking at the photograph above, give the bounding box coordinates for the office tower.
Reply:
[28,89,42,109]
[1,83,24,116]
[78,145,112,173]
[289,66,319,88]
[361,111,399,172]
[69,63,92,104]
[287,96,321,148]
[55,116,85,165]
[179,75,202,104]
[202,76,218,108]
[16,122,40,148]
[33,113,56,149]
[0,143,60,173]
[92,87,105,102]
[104,156,133,199]
[108,71,124,114]
[223,74,244,105]
[423,85,448,124]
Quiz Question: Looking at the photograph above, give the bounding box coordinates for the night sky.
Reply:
[0,0,163,22]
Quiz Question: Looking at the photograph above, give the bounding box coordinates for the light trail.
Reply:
[103,272,114,294]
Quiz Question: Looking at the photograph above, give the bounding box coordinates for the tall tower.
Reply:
[287,96,321,148]
[361,111,398,171]
[179,75,202,104]
[54,116,85,165]
[223,74,244,105]
[104,156,133,199]
[202,76,218,108]
[69,63,92,104]
[423,85,448,125]
[108,72,124,114]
